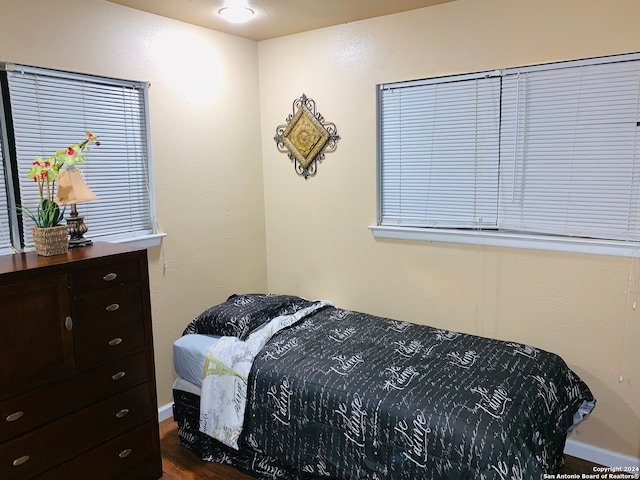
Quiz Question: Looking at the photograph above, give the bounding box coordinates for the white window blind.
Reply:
[499,58,640,242]
[377,52,640,252]
[6,65,154,247]
[379,73,501,228]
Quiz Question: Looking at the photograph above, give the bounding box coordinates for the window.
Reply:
[374,53,640,257]
[378,72,501,229]
[0,63,157,253]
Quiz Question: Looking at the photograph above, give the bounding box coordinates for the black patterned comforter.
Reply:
[182,299,595,479]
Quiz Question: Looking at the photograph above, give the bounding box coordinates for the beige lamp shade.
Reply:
[55,169,99,206]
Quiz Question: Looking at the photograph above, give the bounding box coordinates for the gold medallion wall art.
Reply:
[274,94,340,179]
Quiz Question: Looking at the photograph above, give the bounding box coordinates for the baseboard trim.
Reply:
[156,403,638,469]
[158,402,173,422]
[564,439,640,469]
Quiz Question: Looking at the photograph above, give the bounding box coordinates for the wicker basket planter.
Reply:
[32,225,69,256]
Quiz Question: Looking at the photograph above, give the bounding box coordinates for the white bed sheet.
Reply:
[173,334,221,387]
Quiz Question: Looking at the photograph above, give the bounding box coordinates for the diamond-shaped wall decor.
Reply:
[274,94,339,179]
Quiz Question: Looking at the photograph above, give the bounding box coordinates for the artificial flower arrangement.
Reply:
[19,132,100,228]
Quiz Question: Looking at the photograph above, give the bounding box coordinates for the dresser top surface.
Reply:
[0,242,146,277]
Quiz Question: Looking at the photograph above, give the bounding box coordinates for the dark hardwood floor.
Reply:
[159,417,602,479]
[159,417,253,480]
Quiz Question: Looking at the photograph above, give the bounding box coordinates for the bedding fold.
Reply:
[198,299,332,449]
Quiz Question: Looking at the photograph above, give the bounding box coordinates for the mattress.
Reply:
[173,376,201,396]
[173,333,220,387]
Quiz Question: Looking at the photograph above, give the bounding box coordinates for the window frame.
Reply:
[372,52,640,258]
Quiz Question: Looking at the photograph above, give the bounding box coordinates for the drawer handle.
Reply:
[118,448,132,459]
[111,371,126,381]
[106,303,120,312]
[108,337,123,347]
[6,411,24,422]
[13,455,30,467]
[103,272,118,282]
[115,408,130,419]
[65,316,73,331]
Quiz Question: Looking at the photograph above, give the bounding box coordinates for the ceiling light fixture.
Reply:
[218,5,255,24]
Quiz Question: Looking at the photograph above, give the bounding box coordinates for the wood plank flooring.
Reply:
[158,417,603,479]
[159,417,253,480]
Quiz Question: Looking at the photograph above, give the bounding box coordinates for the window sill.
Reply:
[369,225,640,258]
[106,232,166,249]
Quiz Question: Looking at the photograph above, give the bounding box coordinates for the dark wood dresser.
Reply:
[0,243,162,479]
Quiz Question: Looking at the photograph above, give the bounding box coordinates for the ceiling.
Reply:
[107,0,456,41]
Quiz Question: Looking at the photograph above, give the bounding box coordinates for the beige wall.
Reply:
[1,0,638,462]
[259,0,640,458]
[0,0,268,406]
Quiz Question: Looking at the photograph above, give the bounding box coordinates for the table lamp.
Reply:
[55,169,99,248]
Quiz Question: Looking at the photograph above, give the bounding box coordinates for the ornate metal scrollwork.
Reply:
[274,93,340,179]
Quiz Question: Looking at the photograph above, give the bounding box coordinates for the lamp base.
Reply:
[66,203,93,248]
[69,237,93,248]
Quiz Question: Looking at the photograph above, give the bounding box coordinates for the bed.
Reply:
[172,293,596,479]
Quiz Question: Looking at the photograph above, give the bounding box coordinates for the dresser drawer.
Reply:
[0,384,151,480]
[74,283,145,366]
[33,422,158,480]
[0,351,148,443]
[72,260,140,295]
